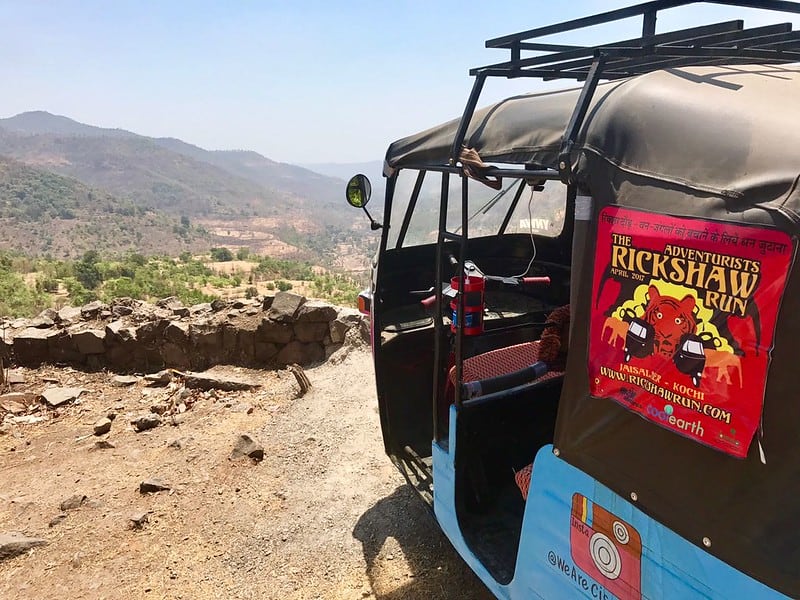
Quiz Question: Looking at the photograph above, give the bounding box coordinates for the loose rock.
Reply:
[167,436,191,449]
[129,511,149,529]
[145,370,173,386]
[0,532,48,560]
[48,513,68,528]
[131,413,161,432]
[42,387,85,408]
[112,375,139,387]
[60,494,88,511]
[230,433,264,461]
[6,371,26,385]
[93,440,116,450]
[0,399,26,414]
[93,417,112,436]
[8,415,46,425]
[139,479,171,494]
[181,372,260,392]
[0,392,38,410]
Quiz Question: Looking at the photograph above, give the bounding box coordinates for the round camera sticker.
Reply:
[612,520,630,545]
[589,532,621,580]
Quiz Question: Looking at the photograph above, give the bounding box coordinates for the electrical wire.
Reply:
[512,185,537,278]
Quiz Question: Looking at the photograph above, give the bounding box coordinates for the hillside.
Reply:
[0,111,375,267]
[0,127,293,219]
[0,111,137,139]
[0,156,211,258]
[154,139,343,205]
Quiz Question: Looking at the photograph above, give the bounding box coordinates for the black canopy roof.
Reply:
[386,63,800,212]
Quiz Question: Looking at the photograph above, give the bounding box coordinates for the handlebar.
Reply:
[521,276,551,285]
[420,274,550,307]
[420,294,437,308]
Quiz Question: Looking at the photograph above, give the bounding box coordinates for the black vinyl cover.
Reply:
[557,168,800,596]
[559,67,800,596]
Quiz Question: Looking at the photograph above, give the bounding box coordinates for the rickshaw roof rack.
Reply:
[470,1,800,81]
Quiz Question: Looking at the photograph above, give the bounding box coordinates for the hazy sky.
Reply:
[2,1,798,164]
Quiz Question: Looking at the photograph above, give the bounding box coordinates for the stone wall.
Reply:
[0,292,367,373]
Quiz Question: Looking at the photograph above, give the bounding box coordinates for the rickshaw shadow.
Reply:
[353,485,495,600]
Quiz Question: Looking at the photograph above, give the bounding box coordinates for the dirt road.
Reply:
[0,347,494,599]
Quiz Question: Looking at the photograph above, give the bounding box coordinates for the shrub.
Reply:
[210,247,234,262]
[63,277,97,305]
[0,270,50,317]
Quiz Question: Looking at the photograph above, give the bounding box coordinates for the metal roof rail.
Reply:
[450,1,800,182]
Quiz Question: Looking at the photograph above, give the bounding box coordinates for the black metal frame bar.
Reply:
[484,1,800,49]
[558,56,606,183]
[498,180,529,235]
[432,171,451,442]
[454,1,800,182]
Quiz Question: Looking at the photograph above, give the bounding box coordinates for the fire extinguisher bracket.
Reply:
[450,274,485,336]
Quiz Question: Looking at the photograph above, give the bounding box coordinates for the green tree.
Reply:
[210,247,234,262]
[74,250,103,289]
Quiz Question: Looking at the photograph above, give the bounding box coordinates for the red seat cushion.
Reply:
[515,463,533,500]
[448,340,563,385]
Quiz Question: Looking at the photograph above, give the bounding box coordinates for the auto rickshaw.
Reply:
[347,2,800,597]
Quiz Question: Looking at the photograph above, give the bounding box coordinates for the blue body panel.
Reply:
[433,405,788,599]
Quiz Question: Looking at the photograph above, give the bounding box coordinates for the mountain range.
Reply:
[0,111,383,266]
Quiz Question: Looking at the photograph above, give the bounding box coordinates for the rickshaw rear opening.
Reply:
[346,2,800,598]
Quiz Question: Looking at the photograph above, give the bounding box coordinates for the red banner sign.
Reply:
[589,206,793,457]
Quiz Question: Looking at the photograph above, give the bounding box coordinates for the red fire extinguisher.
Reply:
[450,273,485,336]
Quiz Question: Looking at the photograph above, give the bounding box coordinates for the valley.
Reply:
[0,110,381,269]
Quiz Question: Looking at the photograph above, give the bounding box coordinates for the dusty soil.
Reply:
[0,347,494,599]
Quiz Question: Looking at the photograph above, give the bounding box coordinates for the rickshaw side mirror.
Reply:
[346,174,372,208]
[346,174,382,230]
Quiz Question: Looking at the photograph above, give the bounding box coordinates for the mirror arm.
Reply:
[362,206,382,230]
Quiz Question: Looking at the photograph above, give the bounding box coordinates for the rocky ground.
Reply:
[0,345,494,599]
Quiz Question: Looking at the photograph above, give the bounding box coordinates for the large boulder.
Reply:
[13,327,56,366]
[161,342,191,369]
[267,292,306,323]
[164,321,190,344]
[257,320,293,344]
[276,341,325,366]
[71,328,106,355]
[48,330,83,364]
[57,306,83,325]
[294,321,329,343]
[81,300,108,320]
[189,322,222,348]
[254,342,279,363]
[329,308,363,344]
[296,301,338,323]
